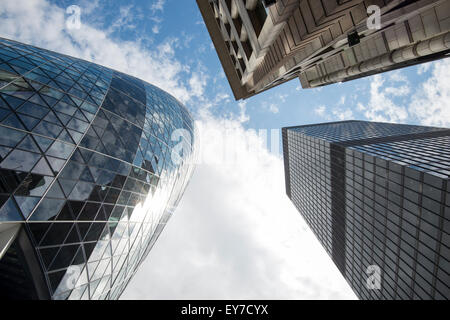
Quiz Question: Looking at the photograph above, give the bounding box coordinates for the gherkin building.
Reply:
[0,38,197,300]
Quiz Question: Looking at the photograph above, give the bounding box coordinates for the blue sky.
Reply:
[0,0,449,299]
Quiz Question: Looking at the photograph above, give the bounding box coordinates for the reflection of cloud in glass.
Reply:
[53,264,83,299]
[1,149,40,171]
[46,141,75,159]
[68,181,94,201]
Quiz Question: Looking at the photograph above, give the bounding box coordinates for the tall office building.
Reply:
[197,0,450,100]
[0,38,197,299]
[282,120,450,299]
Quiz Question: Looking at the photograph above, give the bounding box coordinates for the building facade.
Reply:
[282,120,450,299]
[198,0,450,100]
[0,38,197,299]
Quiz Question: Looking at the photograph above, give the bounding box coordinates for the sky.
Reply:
[0,0,449,299]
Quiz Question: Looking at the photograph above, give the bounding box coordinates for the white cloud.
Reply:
[77,0,101,15]
[388,70,408,83]
[269,103,279,114]
[108,5,139,33]
[332,108,353,120]
[278,94,288,103]
[149,9,164,35]
[417,62,433,75]
[314,103,353,121]
[357,62,450,127]
[237,101,250,123]
[122,111,356,299]
[214,92,230,104]
[261,100,279,114]
[360,75,409,123]
[384,85,410,97]
[409,59,450,127]
[188,72,208,98]
[181,32,194,49]
[214,92,229,101]
[152,25,160,34]
[150,0,166,13]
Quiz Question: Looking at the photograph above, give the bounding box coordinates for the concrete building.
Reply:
[197,0,450,100]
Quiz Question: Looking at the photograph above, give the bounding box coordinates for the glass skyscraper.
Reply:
[0,38,197,300]
[283,120,450,299]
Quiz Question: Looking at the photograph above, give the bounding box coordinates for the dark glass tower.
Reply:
[0,38,197,299]
[282,120,450,300]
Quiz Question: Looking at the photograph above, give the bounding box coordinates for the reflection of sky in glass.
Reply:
[0,37,197,300]
[58,79,196,300]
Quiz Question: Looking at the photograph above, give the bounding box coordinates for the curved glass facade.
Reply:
[283,121,450,300]
[0,38,197,300]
